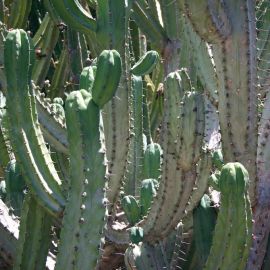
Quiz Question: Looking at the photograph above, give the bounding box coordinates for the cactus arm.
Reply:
[104,5,132,211]
[32,13,60,87]
[0,199,19,267]
[147,0,162,24]
[35,91,68,154]
[159,0,181,40]
[131,50,160,76]
[50,0,97,34]
[131,2,166,50]
[192,195,217,267]
[137,83,204,242]
[125,243,169,270]
[184,17,219,106]
[43,0,62,25]
[256,1,270,94]
[238,196,253,269]
[219,187,251,269]
[56,91,108,269]
[79,66,96,93]
[247,91,270,269]
[185,154,212,213]
[133,0,165,42]
[140,179,158,217]
[142,83,152,145]
[14,194,53,270]
[183,0,231,44]
[5,160,25,216]
[0,127,8,176]
[204,163,252,270]
[109,0,128,50]
[49,48,69,99]
[187,0,258,203]
[0,101,10,176]
[124,75,144,195]
[7,0,32,29]
[256,1,270,62]
[104,76,130,208]
[149,83,164,138]
[0,1,4,22]
[95,0,110,48]
[143,143,162,180]
[66,27,84,87]
[72,99,108,269]
[138,71,185,237]
[4,30,65,215]
[55,92,87,269]
[121,195,141,225]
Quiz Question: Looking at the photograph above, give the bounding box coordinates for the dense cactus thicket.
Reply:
[0,0,270,269]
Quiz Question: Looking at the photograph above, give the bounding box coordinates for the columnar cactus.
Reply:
[0,1,270,269]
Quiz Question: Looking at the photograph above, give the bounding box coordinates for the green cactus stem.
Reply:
[5,160,26,216]
[204,162,252,270]
[7,0,32,29]
[31,12,59,87]
[4,29,65,215]
[124,75,144,195]
[14,194,53,270]
[55,89,108,269]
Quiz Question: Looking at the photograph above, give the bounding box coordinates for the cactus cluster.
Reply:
[0,0,270,269]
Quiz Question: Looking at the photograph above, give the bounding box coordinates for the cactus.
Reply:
[0,1,270,269]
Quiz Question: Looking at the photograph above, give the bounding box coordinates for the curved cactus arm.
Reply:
[1,24,68,155]
[14,194,53,270]
[131,50,160,77]
[56,90,108,269]
[204,163,252,270]
[4,29,65,215]
[49,0,97,34]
